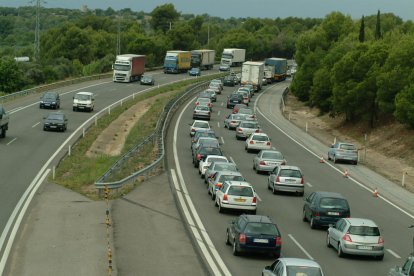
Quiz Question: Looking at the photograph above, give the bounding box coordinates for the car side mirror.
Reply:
[264,266,271,271]
[330,144,334,148]
[188,123,192,126]
[329,224,333,228]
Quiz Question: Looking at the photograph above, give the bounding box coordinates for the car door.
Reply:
[330,219,345,246]
[304,192,316,220]
[230,217,244,244]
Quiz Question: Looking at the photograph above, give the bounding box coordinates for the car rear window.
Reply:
[286,266,323,276]
[252,135,269,141]
[244,222,279,235]
[202,148,221,155]
[194,122,209,128]
[196,106,210,111]
[340,143,356,150]
[319,198,349,209]
[219,175,244,182]
[228,186,253,197]
[348,226,380,236]
[239,109,253,115]
[209,157,227,163]
[241,122,258,128]
[216,163,237,171]
[262,152,283,159]
[279,169,302,178]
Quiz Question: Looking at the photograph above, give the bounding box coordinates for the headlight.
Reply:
[40,101,44,103]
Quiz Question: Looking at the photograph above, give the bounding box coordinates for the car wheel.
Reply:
[214,198,218,207]
[354,161,358,165]
[327,153,331,160]
[326,233,332,248]
[218,201,225,213]
[251,209,257,215]
[333,155,337,164]
[302,209,307,222]
[298,191,304,197]
[198,169,201,175]
[375,254,384,261]
[225,230,231,245]
[310,217,317,229]
[267,179,271,190]
[337,243,344,257]
[253,163,256,170]
[73,107,76,111]
[272,183,277,194]
[232,240,239,256]
[236,136,240,140]
[211,190,215,201]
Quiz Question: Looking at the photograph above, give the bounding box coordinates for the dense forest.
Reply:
[0,4,414,128]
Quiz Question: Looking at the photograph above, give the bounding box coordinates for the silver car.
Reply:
[224,114,249,130]
[327,218,384,260]
[328,142,358,165]
[236,107,256,120]
[193,105,211,120]
[236,120,260,140]
[267,165,304,196]
[204,161,239,183]
[207,171,245,200]
[253,150,286,174]
[199,155,229,178]
[263,258,324,276]
[190,120,210,136]
[195,97,213,109]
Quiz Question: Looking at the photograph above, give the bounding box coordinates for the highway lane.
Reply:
[167,81,414,275]
[0,69,221,270]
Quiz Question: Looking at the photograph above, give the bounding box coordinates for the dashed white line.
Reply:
[221,102,224,106]
[306,182,313,187]
[387,249,401,259]
[229,156,235,163]
[288,234,314,260]
[217,110,220,116]
[255,193,262,202]
[32,122,40,128]
[220,137,225,144]
[6,138,17,146]
[217,122,220,128]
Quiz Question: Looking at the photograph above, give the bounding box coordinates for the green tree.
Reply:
[150,4,180,33]
[395,85,414,128]
[375,10,382,40]
[0,58,24,93]
[359,16,365,42]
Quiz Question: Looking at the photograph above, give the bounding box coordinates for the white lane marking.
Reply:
[387,249,401,259]
[288,234,314,260]
[221,102,224,106]
[229,156,235,164]
[306,182,313,188]
[220,137,225,145]
[173,98,231,276]
[255,193,262,202]
[0,169,50,274]
[32,122,40,128]
[255,87,414,220]
[6,138,17,146]
[217,122,220,128]
[217,110,220,116]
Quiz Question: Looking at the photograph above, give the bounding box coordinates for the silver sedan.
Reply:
[224,114,249,130]
[253,150,286,174]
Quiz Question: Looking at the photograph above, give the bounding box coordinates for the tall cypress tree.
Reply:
[359,15,365,42]
[375,10,382,40]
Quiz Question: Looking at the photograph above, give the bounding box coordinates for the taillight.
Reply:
[249,140,254,144]
[192,128,195,132]
[196,102,199,105]
[215,182,222,188]
[314,212,320,217]
[275,236,282,246]
[259,161,266,165]
[252,197,257,203]
[342,234,352,242]
[239,234,246,244]
[300,177,304,184]
[237,128,242,132]
[197,154,202,160]
[276,176,280,183]
[223,194,228,201]
[255,129,260,133]
[378,236,384,244]
[208,112,211,115]
[266,142,271,146]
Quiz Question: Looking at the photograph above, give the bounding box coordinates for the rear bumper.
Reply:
[273,183,304,193]
[256,164,278,172]
[238,244,281,255]
[221,202,256,211]
[312,216,343,226]
[342,244,384,256]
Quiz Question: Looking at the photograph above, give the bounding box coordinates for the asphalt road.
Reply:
[0,69,220,272]
[166,81,414,275]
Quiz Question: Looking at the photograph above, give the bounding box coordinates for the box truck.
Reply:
[264,65,275,84]
[265,58,288,81]
[241,61,265,91]
[191,49,215,70]
[220,48,246,67]
[113,54,145,83]
[164,50,191,73]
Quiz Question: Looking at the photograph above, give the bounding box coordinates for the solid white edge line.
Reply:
[288,234,314,260]
[255,85,414,220]
[387,249,401,259]
[174,99,230,275]
[32,122,40,128]
[306,182,313,187]
[6,138,17,146]
[0,169,50,275]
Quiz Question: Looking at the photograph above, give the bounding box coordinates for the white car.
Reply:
[263,258,324,276]
[190,120,211,137]
[207,171,244,200]
[215,181,257,214]
[245,133,272,152]
[199,155,228,178]
[73,91,94,112]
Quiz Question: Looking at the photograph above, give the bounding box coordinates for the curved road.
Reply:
[167,81,414,275]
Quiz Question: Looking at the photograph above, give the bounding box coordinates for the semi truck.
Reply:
[0,105,9,138]
[265,57,288,81]
[220,48,246,67]
[264,65,275,84]
[241,61,265,91]
[113,54,145,83]
[164,50,191,73]
[191,49,215,70]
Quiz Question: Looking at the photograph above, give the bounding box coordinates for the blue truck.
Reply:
[265,58,288,81]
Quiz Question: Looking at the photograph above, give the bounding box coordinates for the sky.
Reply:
[0,0,413,21]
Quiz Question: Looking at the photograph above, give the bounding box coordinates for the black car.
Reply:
[226,214,282,257]
[140,75,155,85]
[193,146,223,168]
[189,67,201,76]
[40,91,60,109]
[223,76,236,87]
[43,112,68,132]
[226,94,244,109]
[302,191,351,229]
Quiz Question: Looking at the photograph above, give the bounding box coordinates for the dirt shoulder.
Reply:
[283,92,414,193]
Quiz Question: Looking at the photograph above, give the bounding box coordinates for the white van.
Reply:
[73,92,94,112]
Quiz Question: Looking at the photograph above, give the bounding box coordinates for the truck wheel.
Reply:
[0,127,5,138]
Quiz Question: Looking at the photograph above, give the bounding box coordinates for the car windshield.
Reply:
[47,114,64,120]
[241,122,258,128]
[228,186,253,197]
[262,152,283,159]
[194,122,209,128]
[244,222,279,235]
[252,135,269,141]
[43,93,56,100]
[279,169,302,178]
[319,197,348,209]
[340,143,356,150]
[286,266,323,276]
[142,76,152,81]
[238,109,254,115]
[200,147,221,155]
[215,163,237,171]
[348,226,380,236]
[75,94,91,100]
[196,106,210,111]
[220,175,244,182]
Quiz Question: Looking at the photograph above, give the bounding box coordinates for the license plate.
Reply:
[254,238,269,243]
[45,104,50,106]
[232,101,238,103]
[79,106,84,109]
[267,162,276,165]
[357,245,372,250]
[327,212,340,216]
[285,178,296,182]
[234,198,246,202]
[256,141,264,144]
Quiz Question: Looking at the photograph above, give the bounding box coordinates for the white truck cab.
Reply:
[73,92,94,112]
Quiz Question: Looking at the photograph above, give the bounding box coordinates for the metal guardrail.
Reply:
[95,81,209,190]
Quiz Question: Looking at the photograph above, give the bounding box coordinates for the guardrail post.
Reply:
[120,100,123,107]
[52,166,55,180]
[68,145,71,156]
[305,122,308,133]
[108,106,111,115]
[402,172,407,187]
[83,128,85,138]
[132,93,135,100]
[95,117,98,126]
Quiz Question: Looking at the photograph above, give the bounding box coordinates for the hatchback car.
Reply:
[189,120,211,136]
[253,150,286,174]
[210,79,223,89]
[267,165,304,196]
[236,108,256,120]
[200,89,217,102]
[73,91,94,112]
[193,146,223,168]
[195,97,213,109]
[232,104,248,114]
[328,142,358,165]
[236,120,260,140]
[204,161,239,183]
[302,191,351,229]
[193,105,211,120]
[245,133,272,152]
[227,94,244,109]
[226,214,281,257]
[215,181,257,214]
[207,171,245,200]
[43,112,68,132]
[191,129,216,146]
[140,75,155,85]
[223,75,236,87]
[199,155,229,178]
[189,67,201,76]
[234,90,250,105]
[327,218,384,260]
[40,91,60,109]
[224,113,249,130]
[219,64,230,71]
[191,137,220,157]
[263,258,324,276]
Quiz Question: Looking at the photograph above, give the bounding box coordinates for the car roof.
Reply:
[215,171,242,177]
[250,133,269,137]
[344,218,378,227]
[278,165,300,170]
[224,180,252,187]
[313,191,346,198]
[76,91,93,95]
[206,155,228,160]
[240,214,273,224]
[278,258,322,268]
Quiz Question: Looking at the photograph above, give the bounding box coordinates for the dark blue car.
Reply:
[189,67,201,76]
